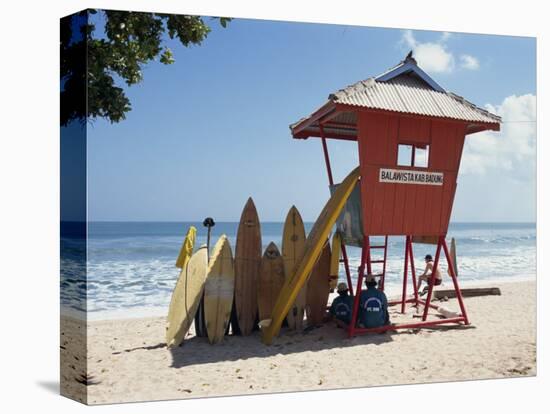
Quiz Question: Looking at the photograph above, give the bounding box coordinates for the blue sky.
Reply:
[86,15,536,222]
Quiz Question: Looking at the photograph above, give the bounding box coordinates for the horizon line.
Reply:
[62,220,537,224]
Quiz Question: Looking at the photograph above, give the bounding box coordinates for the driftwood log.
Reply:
[427,287,501,299]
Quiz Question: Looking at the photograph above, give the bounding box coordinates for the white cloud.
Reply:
[402,30,417,49]
[402,30,454,73]
[460,94,536,178]
[414,42,454,73]
[460,54,480,70]
[401,31,480,73]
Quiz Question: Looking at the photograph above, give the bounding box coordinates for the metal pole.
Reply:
[365,236,373,276]
[422,236,443,321]
[409,240,419,306]
[353,316,466,334]
[442,239,470,325]
[379,235,388,291]
[195,217,215,338]
[207,228,211,260]
[203,217,215,261]
[348,236,369,338]
[319,125,334,186]
[401,236,409,314]
[341,245,354,296]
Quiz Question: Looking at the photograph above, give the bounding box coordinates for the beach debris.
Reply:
[437,306,460,318]
[178,388,192,393]
[433,287,501,299]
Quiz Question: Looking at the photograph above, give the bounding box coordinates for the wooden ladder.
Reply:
[367,236,389,291]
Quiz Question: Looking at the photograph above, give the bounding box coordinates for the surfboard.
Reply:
[261,166,360,345]
[450,237,458,277]
[204,235,235,345]
[166,246,208,347]
[329,232,341,291]
[234,197,262,336]
[175,226,196,269]
[306,240,331,326]
[258,242,285,323]
[282,205,307,330]
[194,297,207,337]
[167,226,196,345]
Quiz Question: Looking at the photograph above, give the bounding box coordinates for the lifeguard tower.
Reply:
[289,53,501,337]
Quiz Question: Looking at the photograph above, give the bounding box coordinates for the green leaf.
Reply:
[61,10,232,126]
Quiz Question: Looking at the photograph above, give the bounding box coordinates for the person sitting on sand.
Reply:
[358,275,390,329]
[328,282,354,327]
[418,254,443,295]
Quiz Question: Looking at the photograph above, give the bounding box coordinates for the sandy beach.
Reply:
[61,279,536,405]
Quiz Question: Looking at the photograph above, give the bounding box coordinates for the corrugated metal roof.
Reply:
[290,55,501,139]
[329,73,501,124]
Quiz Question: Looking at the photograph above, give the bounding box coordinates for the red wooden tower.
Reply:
[290,53,501,336]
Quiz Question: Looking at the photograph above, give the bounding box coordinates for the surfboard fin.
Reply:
[258,319,272,329]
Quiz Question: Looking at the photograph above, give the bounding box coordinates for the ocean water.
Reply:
[60,222,536,320]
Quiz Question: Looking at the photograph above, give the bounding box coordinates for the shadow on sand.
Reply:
[167,323,397,368]
[110,313,475,370]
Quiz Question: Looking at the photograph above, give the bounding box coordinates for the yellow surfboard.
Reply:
[204,235,235,345]
[175,226,197,269]
[261,166,360,344]
[166,226,197,346]
[282,206,306,330]
[329,232,342,291]
[166,246,208,347]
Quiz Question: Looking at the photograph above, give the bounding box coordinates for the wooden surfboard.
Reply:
[329,232,341,292]
[166,246,208,347]
[204,235,235,345]
[262,166,360,344]
[258,242,285,323]
[282,205,306,330]
[234,197,262,336]
[306,240,331,326]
